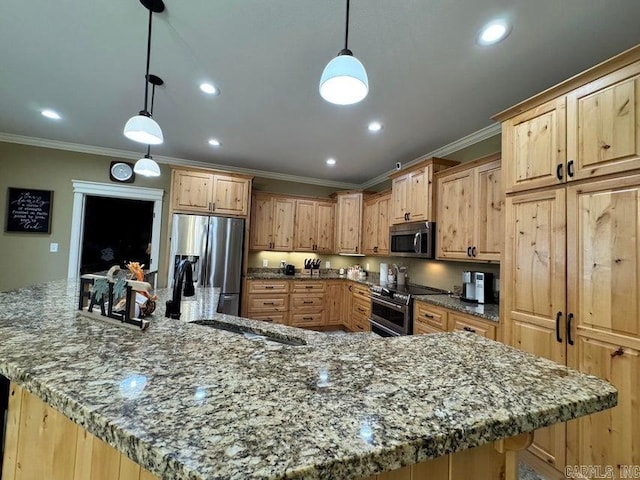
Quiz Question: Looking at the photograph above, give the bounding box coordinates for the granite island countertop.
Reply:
[0,279,616,480]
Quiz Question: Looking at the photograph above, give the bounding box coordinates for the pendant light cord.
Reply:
[344,0,350,50]
[146,82,156,157]
[143,8,153,113]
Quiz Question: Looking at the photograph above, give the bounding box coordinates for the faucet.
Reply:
[165,259,195,319]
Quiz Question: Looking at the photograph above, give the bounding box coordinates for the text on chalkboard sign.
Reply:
[6,187,53,233]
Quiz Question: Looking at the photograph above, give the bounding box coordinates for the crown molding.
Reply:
[360,123,502,189]
[0,133,361,190]
[0,123,501,190]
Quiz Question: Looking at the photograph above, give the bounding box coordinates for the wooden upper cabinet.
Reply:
[249,194,294,251]
[436,155,503,262]
[293,199,335,253]
[567,61,640,181]
[502,97,567,194]
[172,169,251,217]
[362,191,391,256]
[172,170,213,212]
[211,175,250,216]
[335,192,363,254]
[390,158,458,224]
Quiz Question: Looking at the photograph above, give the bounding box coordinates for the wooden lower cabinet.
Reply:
[2,383,158,480]
[245,280,290,325]
[348,282,371,332]
[325,281,346,327]
[413,301,498,340]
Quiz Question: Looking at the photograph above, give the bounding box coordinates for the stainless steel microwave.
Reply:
[389,221,436,258]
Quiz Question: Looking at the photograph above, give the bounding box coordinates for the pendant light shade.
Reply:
[124,0,165,145]
[124,113,163,145]
[134,154,161,177]
[320,50,368,105]
[320,0,368,105]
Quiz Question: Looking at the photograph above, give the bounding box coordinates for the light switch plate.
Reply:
[262,259,268,267]
[49,243,58,253]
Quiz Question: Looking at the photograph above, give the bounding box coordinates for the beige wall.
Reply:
[0,142,172,291]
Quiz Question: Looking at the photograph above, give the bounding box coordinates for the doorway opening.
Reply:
[80,196,154,274]
[68,180,164,280]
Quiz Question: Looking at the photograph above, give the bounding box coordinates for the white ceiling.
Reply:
[1,1,639,185]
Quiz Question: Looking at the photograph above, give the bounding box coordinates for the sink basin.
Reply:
[192,320,305,346]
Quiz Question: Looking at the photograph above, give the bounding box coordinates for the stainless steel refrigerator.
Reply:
[168,214,244,316]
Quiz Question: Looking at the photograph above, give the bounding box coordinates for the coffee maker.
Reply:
[461,271,495,304]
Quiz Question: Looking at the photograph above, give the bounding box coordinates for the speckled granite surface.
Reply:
[413,294,500,322]
[0,280,616,480]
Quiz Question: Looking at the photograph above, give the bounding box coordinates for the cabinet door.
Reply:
[408,166,429,221]
[503,97,566,194]
[377,194,391,255]
[272,197,295,251]
[211,175,250,216]
[567,175,640,340]
[503,189,567,470]
[173,171,213,212]
[336,193,363,254]
[567,62,640,181]
[362,199,378,255]
[250,195,274,250]
[566,338,640,475]
[391,174,409,224]
[325,282,344,325]
[315,202,335,253]
[293,200,316,251]
[437,169,474,259]
[474,160,503,261]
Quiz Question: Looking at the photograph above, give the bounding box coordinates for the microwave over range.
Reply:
[389,221,436,258]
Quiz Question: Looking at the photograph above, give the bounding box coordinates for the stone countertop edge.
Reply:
[0,280,616,480]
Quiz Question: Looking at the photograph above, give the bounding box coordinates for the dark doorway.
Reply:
[80,196,154,274]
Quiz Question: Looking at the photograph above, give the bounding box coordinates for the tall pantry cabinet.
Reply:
[496,46,640,477]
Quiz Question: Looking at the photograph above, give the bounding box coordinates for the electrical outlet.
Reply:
[49,243,59,253]
[366,263,370,271]
[262,259,268,267]
[325,261,331,269]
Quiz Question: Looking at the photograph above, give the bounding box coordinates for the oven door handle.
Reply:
[370,318,402,337]
[372,296,406,311]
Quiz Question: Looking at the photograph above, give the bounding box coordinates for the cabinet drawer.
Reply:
[414,317,445,335]
[351,283,370,301]
[250,313,288,325]
[248,281,289,294]
[414,301,448,330]
[351,313,370,332]
[352,298,371,318]
[291,294,324,309]
[450,312,496,340]
[247,295,288,313]
[291,281,326,293]
[290,312,325,327]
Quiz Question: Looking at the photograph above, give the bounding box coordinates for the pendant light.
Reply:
[319,0,369,105]
[134,75,163,177]
[124,0,165,145]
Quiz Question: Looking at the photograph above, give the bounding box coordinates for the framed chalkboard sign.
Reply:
[5,187,53,233]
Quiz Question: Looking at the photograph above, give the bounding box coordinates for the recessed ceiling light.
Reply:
[368,121,383,133]
[41,109,62,120]
[200,83,220,95]
[478,20,511,46]
[208,138,221,147]
[326,158,336,166]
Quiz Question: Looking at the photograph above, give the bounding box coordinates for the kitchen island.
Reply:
[0,280,616,479]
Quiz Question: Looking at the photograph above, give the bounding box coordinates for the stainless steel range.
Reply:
[369,283,449,336]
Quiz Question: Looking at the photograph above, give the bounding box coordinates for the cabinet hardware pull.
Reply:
[602,144,611,150]
[303,316,313,320]
[471,246,477,257]
[567,313,575,345]
[467,246,472,257]
[265,286,274,289]
[355,246,358,253]
[211,202,216,211]
[555,311,563,343]
[424,313,434,319]
[303,301,313,304]
[463,326,476,333]
[567,160,574,178]
[263,302,275,305]
[305,285,313,289]
[611,347,624,357]
[556,163,563,181]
